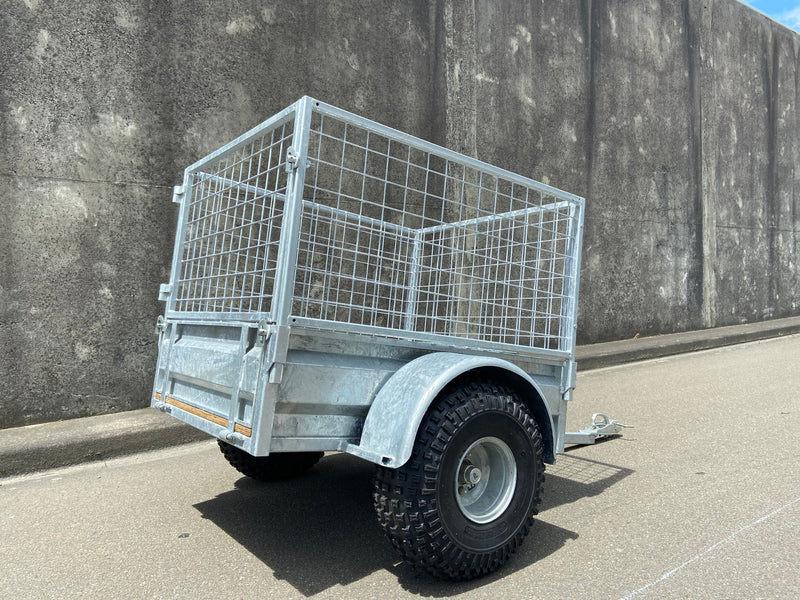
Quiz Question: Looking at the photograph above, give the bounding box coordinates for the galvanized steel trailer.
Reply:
[152,97,587,579]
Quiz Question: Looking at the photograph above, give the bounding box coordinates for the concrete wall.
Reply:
[1,0,798,428]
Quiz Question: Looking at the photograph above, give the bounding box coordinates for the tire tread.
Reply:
[218,441,323,481]
[373,379,545,580]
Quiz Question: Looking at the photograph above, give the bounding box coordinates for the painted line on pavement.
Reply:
[619,495,800,600]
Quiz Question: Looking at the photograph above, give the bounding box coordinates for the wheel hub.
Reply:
[454,436,517,524]
[460,464,482,485]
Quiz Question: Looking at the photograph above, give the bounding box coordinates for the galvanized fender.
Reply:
[346,352,556,468]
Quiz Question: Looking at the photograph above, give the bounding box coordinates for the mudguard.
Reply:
[346,352,556,468]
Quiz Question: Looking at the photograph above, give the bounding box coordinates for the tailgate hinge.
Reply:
[158,283,172,302]
[256,319,273,345]
[285,147,299,172]
[154,315,166,335]
[561,360,578,397]
[172,185,185,204]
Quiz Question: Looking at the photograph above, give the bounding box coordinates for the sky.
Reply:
[739,0,800,31]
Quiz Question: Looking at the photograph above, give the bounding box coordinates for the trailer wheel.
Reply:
[217,441,323,481]
[373,379,544,580]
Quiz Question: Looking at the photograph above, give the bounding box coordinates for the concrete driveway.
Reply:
[1,335,798,599]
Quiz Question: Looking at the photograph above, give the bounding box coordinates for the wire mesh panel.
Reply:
[295,203,416,329]
[413,202,575,348]
[166,98,583,354]
[293,104,583,352]
[172,115,294,315]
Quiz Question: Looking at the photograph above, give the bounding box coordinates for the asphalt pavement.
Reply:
[1,332,798,599]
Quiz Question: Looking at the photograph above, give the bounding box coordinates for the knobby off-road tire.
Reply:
[217,441,323,482]
[373,379,545,581]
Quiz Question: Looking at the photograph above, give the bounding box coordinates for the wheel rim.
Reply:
[454,436,517,524]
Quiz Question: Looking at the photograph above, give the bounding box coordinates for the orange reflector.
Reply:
[165,396,227,427]
[161,395,253,438]
[234,423,253,438]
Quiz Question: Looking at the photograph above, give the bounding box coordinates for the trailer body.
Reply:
[152,97,585,579]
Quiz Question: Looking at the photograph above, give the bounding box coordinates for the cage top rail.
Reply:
[185,103,298,175]
[310,98,584,207]
[181,96,584,211]
[300,197,575,239]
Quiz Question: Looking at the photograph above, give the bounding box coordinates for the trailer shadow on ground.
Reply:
[541,450,634,512]
[194,451,632,597]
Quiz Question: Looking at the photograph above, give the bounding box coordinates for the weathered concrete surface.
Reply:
[0,407,207,478]
[1,0,799,427]
[1,179,175,424]
[468,0,800,340]
[0,0,442,427]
